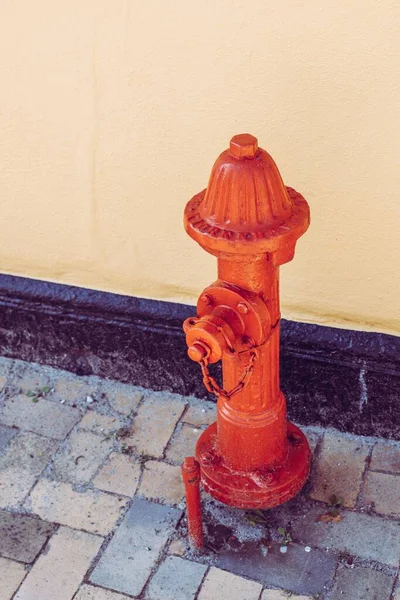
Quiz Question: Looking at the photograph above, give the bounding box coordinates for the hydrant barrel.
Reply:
[183,134,311,512]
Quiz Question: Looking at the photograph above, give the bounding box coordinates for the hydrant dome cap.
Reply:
[184,134,310,260]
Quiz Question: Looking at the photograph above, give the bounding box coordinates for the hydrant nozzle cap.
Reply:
[229,134,258,159]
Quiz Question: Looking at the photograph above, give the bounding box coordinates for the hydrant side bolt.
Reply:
[237,302,249,315]
[182,133,312,549]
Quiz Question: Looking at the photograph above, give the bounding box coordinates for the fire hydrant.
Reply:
[181,134,311,549]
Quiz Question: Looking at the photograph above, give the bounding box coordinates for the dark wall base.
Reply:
[0,274,398,439]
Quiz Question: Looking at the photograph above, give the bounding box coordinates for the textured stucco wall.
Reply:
[0,1,399,334]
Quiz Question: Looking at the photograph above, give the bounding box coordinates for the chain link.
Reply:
[199,348,258,400]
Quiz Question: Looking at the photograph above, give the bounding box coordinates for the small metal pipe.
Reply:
[181,457,203,549]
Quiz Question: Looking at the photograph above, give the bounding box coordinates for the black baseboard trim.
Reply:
[0,274,398,439]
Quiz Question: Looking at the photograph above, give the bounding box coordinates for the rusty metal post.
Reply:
[181,457,203,549]
[181,134,311,548]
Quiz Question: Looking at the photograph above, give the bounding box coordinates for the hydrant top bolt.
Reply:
[229,133,258,159]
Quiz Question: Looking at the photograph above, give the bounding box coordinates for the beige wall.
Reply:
[1,1,399,335]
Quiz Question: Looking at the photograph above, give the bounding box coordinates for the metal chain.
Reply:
[199,348,258,400]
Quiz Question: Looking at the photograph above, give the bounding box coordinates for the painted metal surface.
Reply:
[182,133,312,547]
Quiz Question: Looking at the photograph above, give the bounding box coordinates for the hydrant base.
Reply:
[196,421,311,510]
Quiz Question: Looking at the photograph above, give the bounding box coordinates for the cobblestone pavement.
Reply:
[0,356,399,600]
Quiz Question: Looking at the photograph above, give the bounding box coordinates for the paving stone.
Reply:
[101,381,143,416]
[52,374,98,406]
[28,479,128,535]
[0,375,5,393]
[90,497,182,597]
[0,509,55,562]
[122,393,186,458]
[183,398,216,427]
[139,460,184,505]
[0,424,18,454]
[300,426,321,453]
[370,440,400,474]
[0,556,27,600]
[329,566,395,600]
[214,542,336,597]
[78,411,124,436]
[198,567,263,600]
[165,424,202,464]
[14,526,103,600]
[0,357,12,377]
[0,395,80,440]
[13,365,51,393]
[146,555,207,600]
[309,432,370,507]
[75,585,132,600]
[93,452,141,496]
[51,430,113,484]
[394,587,400,600]
[362,471,400,517]
[0,432,54,509]
[288,504,400,567]
[262,591,313,600]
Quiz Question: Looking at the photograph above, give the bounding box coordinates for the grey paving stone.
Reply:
[93,453,141,497]
[0,556,27,598]
[51,430,114,484]
[182,398,216,427]
[362,471,400,517]
[309,432,370,507]
[139,460,184,505]
[28,479,128,535]
[145,555,207,600]
[0,356,12,377]
[13,364,51,393]
[75,585,132,599]
[165,424,202,464]
[90,497,182,597]
[0,432,54,509]
[0,424,18,454]
[78,411,124,436]
[14,526,103,600]
[329,566,395,600]
[100,381,143,416]
[261,590,314,600]
[215,542,336,597]
[122,393,186,458]
[0,395,80,440]
[288,505,400,567]
[51,374,98,407]
[198,567,263,600]
[370,440,400,474]
[300,426,322,453]
[0,509,55,563]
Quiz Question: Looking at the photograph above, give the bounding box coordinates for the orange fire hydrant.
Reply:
[181,134,311,549]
